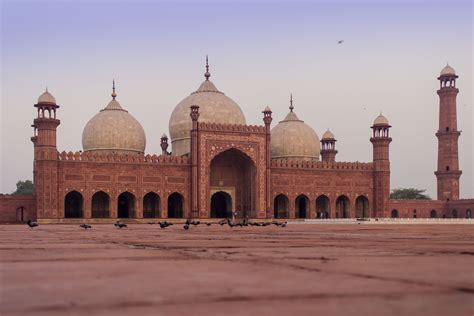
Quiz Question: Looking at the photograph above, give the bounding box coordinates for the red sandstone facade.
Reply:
[0,67,472,223]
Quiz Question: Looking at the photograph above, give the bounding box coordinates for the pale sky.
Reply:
[1,0,473,198]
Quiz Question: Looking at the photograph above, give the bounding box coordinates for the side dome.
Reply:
[37,88,56,104]
[169,58,246,156]
[440,64,456,76]
[270,96,320,161]
[82,83,146,154]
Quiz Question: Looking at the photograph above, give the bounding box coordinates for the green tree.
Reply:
[13,180,34,195]
[390,188,431,200]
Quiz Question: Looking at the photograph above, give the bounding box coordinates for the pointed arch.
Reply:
[168,192,184,218]
[64,190,83,218]
[143,192,160,218]
[355,195,369,218]
[118,192,136,218]
[316,195,330,219]
[274,194,289,219]
[336,195,350,218]
[295,194,309,219]
[92,191,110,218]
[211,191,232,218]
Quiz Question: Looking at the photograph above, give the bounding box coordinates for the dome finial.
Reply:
[45,86,48,93]
[289,93,294,112]
[204,55,211,81]
[111,79,117,99]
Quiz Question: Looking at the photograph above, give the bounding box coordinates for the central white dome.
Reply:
[169,61,246,156]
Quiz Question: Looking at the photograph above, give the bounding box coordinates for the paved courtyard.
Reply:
[0,223,473,316]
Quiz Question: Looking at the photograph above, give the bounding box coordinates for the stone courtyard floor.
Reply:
[0,223,473,316]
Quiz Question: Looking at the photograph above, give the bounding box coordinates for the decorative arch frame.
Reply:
[196,129,267,218]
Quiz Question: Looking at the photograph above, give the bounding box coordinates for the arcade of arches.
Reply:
[272,194,369,219]
[63,191,184,219]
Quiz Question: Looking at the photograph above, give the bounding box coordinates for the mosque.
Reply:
[0,61,472,223]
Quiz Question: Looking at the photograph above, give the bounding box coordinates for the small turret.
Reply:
[320,129,337,162]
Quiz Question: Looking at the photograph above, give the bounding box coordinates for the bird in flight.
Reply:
[337,40,344,44]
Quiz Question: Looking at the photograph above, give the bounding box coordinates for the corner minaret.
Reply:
[435,64,462,201]
[31,88,60,220]
[320,129,338,162]
[370,113,392,218]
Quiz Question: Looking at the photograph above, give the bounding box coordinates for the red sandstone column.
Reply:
[262,107,273,219]
[110,192,117,218]
[135,193,143,219]
[84,192,91,219]
[309,198,316,219]
[289,195,296,219]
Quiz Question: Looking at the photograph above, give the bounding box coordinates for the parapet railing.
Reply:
[198,122,267,133]
[270,159,373,170]
[57,151,190,165]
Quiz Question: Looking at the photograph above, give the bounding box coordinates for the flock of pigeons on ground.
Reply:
[26,218,288,230]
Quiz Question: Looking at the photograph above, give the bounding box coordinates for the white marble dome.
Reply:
[37,88,56,104]
[169,63,246,156]
[440,64,456,76]
[270,103,320,161]
[82,87,146,154]
[322,129,335,140]
[373,113,389,126]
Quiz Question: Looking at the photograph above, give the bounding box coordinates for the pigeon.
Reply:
[80,224,92,230]
[337,40,344,44]
[206,222,212,226]
[158,221,173,229]
[183,224,189,230]
[185,218,191,225]
[27,220,39,228]
[281,221,288,228]
[218,220,227,226]
[114,221,127,229]
[191,221,200,226]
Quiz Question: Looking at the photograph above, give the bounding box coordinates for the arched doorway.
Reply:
[118,192,135,218]
[16,206,26,222]
[168,192,184,218]
[391,209,398,218]
[92,191,110,218]
[210,149,256,219]
[316,195,330,219]
[211,191,232,218]
[452,209,457,218]
[143,192,160,218]
[64,191,83,218]
[274,194,289,219]
[336,195,350,218]
[430,210,437,218]
[466,209,472,219]
[295,195,309,219]
[355,196,369,218]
